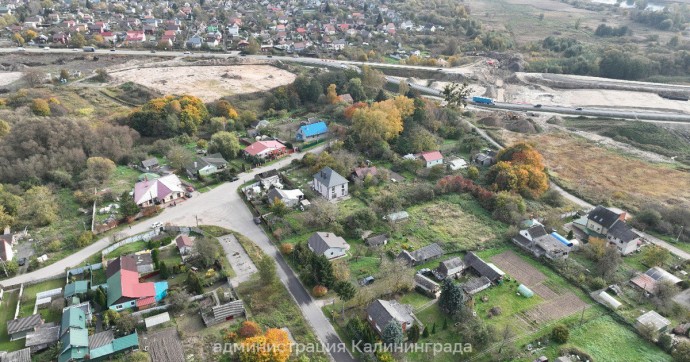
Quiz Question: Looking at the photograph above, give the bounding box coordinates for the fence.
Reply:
[101,229,160,256]
[66,263,102,278]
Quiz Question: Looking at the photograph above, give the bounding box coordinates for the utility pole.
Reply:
[579,306,585,326]
[677,225,684,243]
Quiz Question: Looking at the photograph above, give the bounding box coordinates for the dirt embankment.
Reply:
[108,64,296,102]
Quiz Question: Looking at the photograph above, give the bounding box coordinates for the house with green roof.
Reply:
[64,281,89,299]
[58,307,89,362]
[88,330,140,361]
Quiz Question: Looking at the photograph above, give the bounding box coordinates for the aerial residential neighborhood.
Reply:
[0,0,690,361]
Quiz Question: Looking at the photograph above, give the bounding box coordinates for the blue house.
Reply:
[296,121,328,141]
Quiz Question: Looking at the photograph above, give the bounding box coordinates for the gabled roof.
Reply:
[60,307,85,335]
[420,151,443,162]
[64,281,89,299]
[7,314,43,335]
[352,167,378,179]
[608,220,638,243]
[411,243,444,261]
[0,348,31,362]
[365,234,388,247]
[636,310,670,331]
[438,257,465,275]
[89,331,139,359]
[462,276,491,294]
[298,121,328,137]
[414,273,439,292]
[313,167,348,188]
[244,140,286,156]
[308,232,349,255]
[366,299,413,330]
[134,174,183,205]
[24,324,60,348]
[106,255,156,307]
[175,234,194,249]
[464,252,502,282]
[527,225,548,239]
[587,205,622,229]
[645,267,682,284]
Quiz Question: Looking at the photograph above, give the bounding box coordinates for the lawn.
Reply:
[0,291,26,352]
[539,314,671,362]
[473,280,543,332]
[106,165,141,196]
[104,241,148,259]
[399,194,507,252]
[19,278,66,320]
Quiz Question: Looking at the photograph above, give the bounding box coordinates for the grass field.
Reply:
[104,241,148,259]
[541,314,671,361]
[0,291,26,352]
[400,194,507,252]
[564,118,690,164]
[505,132,690,211]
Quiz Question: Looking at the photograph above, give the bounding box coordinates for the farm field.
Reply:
[108,65,296,102]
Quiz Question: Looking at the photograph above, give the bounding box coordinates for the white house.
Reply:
[175,234,194,255]
[420,151,443,168]
[266,188,304,208]
[313,167,348,200]
[580,205,641,255]
[307,232,350,260]
[133,174,184,207]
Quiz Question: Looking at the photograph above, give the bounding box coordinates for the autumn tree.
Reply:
[31,99,51,116]
[208,131,241,160]
[244,37,260,54]
[212,99,239,119]
[586,237,607,261]
[351,96,413,148]
[486,142,549,198]
[238,321,262,338]
[0,120,10,138]
[12,33,24,46]
[239,328,291,362]
[641,245,671,267]
[129,95,208,137]
[326,83,339,104]
[0,205,14,229]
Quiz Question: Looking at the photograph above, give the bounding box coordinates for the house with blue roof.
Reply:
[295,121,328,141]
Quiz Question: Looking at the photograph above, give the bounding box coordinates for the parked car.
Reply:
[186,186,194,192]
[253,217,262,225]
[575,107,583,111]
[534,104,542,108]
[110,48,115,52]
[230,176,239,182]
[151,221,162,229]
[16,47,25,52]
[185,192,193,198]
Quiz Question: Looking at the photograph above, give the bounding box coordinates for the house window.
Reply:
[116,305,122,310]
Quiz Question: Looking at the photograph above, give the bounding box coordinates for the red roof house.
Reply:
[420,151,443,168]
[244,140,287,159]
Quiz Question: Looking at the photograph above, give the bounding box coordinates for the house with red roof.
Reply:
[106,255,167,311]
[420,151,443,168]
[175,234,195,256]
[125,31,146,43]
[244,140,287,159]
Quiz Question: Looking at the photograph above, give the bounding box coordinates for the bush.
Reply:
[312,285,328,297]
[31,98,51,116]
[552,324,569,344]
[238,321,262,338]
[279,243,294,254]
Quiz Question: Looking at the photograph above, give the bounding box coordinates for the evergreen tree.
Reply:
[438,279,465,315]
[375,89,388,102]
[431,322,436,334]
[159,261,169,279]
[381,320,404,345]
[407,324,420,343]
[422,326,430,338]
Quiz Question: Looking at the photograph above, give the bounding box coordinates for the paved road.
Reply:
[0,144,354,361]
[406,82,690,123]
[635,229,690,261]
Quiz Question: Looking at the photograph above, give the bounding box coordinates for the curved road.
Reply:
[1,144,353,362]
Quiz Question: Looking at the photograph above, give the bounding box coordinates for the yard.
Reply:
[539,314,671,362]
[18,278,66,322]
[0,291,24,352]
[398,194,507,252]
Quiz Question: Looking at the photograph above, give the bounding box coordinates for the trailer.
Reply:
[472,96,495,105]
[83,46,96,52]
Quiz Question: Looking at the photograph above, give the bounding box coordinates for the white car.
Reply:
[16,47,26,52]
[151,221,162,229]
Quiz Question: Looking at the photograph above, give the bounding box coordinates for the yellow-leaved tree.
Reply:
[351,96,414,148]
[240,328,291,362]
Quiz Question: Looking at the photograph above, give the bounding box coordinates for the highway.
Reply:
[5,46,690,122]
[404,82,690,123]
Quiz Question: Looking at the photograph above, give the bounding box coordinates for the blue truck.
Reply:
[472,96,495,105]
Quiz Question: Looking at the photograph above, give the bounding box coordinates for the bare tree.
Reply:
[23,69,45,87]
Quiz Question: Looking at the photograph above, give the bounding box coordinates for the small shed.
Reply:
[517,284,534,298]
[636,310,670,333]
[592,290,622,310]
[385,211,409,223]
[144,312,171,330]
